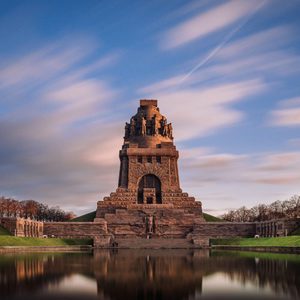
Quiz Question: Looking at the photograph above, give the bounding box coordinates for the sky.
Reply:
[0,0,300,216]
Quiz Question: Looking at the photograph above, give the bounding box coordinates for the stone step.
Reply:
[114,238,196,249]
[109,198,137,202]
[102,196,199,203]
[162,192,189,197]
[110,192,137,197]
[163,196,196,202]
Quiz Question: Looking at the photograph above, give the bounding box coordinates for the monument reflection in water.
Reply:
[0,250,299,300]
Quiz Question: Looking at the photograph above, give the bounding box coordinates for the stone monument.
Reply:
[5,99,286,247]
[95,99,205,244]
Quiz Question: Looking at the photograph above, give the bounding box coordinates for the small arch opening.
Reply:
[137,174,162,204]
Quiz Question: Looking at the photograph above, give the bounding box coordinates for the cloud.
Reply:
[178,148,300,214]
[0,36,124,215]
[211,51,300,77]
[160,0,264,49]
[142,79,265,141]
[137,16,300,215]
[218,25,293,59]
[179,23,300,83]
[242,152,300,186]
[0,37,121,94]
[269,97,300,127]
[288,138,300,147]
[0,39,92,90]
[253,177,300,185]
[270,108,300,126]
[139,75,184,95]
[142,23,299,120]
[139,22,299,149]
[190,154,246,169]
[44,79,116,127]
[0,113,122,214]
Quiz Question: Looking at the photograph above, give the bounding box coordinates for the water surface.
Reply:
[0,249,299,300]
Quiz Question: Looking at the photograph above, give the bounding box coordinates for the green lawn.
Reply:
[211,236,300,247]
[203,213,222,222]
[0,236,93,246]
[0,226,11,236]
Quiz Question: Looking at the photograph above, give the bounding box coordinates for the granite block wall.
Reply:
[193,222,256,238]
[43,221,107,238]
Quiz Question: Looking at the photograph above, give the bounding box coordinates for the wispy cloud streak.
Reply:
[0,36,122,214]
[161,0,265,50]
[180,0,267,83]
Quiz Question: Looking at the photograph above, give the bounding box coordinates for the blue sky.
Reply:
[0,0,300,216]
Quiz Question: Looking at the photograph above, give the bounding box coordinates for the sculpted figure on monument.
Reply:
[160,116,167,136]
[141,117,147,136]
[124,122,130,138]
[130,117,136,136]
[167,123,173,138]
[153,115,159,136]
[147,215,154,234]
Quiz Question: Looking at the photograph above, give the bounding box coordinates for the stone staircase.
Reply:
[115,237,196,249]
[99,190,203,208]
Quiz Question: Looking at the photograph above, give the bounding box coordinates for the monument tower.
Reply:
[95,100,205,243]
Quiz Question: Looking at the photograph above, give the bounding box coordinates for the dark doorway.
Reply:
[137,174,162,204]
[146,197,153,204]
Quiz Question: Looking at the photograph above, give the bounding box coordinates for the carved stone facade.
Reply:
[0,217,43,237]
[95,99,204,244]
[255,218,300,237]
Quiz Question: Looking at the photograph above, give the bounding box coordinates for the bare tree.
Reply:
[222,195,300,222]
[0,196,76,221]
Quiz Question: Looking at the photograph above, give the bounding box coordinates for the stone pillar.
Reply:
[94,235,111,248]
[192,237,209,248]
[118,156,128,188]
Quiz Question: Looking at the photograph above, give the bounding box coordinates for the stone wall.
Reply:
[2,215,299,248]
[44,220,107,238]
[191,222,256,247]
[100,208,204,239]
[193,222,256,238]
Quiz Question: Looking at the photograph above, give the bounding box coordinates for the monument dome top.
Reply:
[124,99,173,148]
[140,99,158,107]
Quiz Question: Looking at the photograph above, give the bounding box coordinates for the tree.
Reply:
[0,196,75,222]
[221,195,300,222]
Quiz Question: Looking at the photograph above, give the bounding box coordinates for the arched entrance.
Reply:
[137,174,162,204]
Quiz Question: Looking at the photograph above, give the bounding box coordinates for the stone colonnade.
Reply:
[0,217,43,237]
[16,218,44,237]
[255,221,284,237]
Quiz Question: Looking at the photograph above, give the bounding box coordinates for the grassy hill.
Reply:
[70,211,222,222]
[0,226,11,236]
[203,213,222,222]
[70,211,96,222]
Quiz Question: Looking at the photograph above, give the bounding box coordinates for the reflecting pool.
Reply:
[0,249,299,300]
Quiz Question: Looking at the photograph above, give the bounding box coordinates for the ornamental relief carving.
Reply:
[129,163,168,188]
